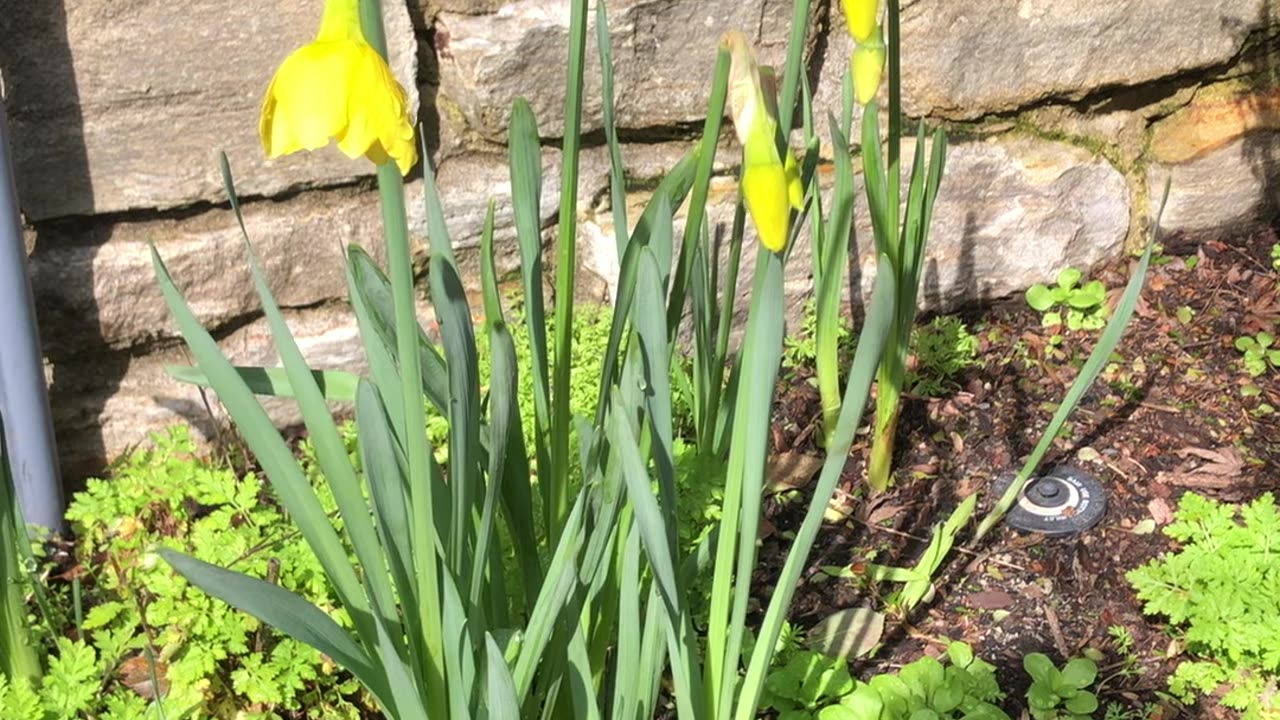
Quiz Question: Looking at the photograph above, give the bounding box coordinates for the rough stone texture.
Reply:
[28,148,568,354]
[437,0,794,141]
[30,188,383,355]
[897,0,1275,119]
[1150,86,1280,163]
[854,136,1131,309]
[48,305,368,479]
[420,0,506,15]
[581,135,1130,329]
[1149,131,1280,236]
[1147,85,1280,235]
[8,0,1280,479]
[0,0,418,220]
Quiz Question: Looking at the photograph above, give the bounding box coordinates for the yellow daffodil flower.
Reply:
[852,25,886,105]
[842,0,881,44]
[724,31,803,253]
[260,0,417,175]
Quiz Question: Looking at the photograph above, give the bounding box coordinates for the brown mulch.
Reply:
[756,224,1280,718]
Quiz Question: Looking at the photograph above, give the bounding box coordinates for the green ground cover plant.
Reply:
[1235,330,1279,378]
[1025,268,1108,332]
[1024,653,1098,720]
[760,640,1009,720]
[1127,492,1280,719]
[907,316,980,397]
[1,426,369,719]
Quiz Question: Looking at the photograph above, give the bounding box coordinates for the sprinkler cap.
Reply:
[994,465,1106,536]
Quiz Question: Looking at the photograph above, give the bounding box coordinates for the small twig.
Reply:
[846,512,1028,573]
[1043,604,1071,659]
[1137,401,1182,414]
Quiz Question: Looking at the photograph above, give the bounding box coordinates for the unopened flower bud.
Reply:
[852,27,886,106]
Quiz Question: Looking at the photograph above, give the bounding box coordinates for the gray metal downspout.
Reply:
[0,96,64,531]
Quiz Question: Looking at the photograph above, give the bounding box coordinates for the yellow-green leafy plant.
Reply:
[151,0,900,718]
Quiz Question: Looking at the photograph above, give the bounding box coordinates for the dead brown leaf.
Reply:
[765,451,824,493]
[965,590,1016,610]
[1148,497,1174,525]
[1158,446,1247,488]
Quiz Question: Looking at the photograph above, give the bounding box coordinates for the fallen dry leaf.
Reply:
[965,590,1016,610]
[1148,497,1174,525]
[765,451,825,494]
[118,654,169,700]
[864,497,910,526]
[1158,446,1248,488]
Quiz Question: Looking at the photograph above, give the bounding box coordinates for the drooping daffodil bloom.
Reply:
[842,0,881,44]
[852,25,886,105]
[724,31,803,253]
[260,0,418,175]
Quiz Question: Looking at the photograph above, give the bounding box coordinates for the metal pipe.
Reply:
[0,96,63,531]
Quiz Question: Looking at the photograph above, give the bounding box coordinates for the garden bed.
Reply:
[758,225,1280,718]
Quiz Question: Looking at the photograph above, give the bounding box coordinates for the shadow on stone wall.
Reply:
[408,1,444,163]
[2,1,122,483]
[1242,0,1280,229]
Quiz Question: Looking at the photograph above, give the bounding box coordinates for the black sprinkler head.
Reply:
[994,465,1106,536]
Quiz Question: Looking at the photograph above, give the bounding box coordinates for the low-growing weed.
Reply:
[1235,330,1279,378]
[50,426,367,719]
[1127,492,1280,719]
[760,641,1008,719]
[1024,653,1099,719]
[1026,267,1108,331]
[909,315,981,397]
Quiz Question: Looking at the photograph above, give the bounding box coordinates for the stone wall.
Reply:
[1,0,1277,477]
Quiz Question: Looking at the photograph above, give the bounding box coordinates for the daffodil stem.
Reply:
[887,0,901,198]
[777,0,813,136]
[549,0,589,545]
[360,1,447,716]
[867,359,902,493]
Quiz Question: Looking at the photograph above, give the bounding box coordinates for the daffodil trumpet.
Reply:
[259,0,418,176]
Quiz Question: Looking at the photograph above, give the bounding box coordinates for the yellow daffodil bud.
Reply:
[842,0,881,44]
[260,0,418,175]
[724,31,804,253]
[852,26,886,106]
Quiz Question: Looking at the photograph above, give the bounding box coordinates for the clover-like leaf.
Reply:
[1056,267,1083,291]
[1022,653,1057,686]
[1067,279,1106,309]
[1042,311,1063,328]
[946,642,975,669]
[1059,658,1097,689]
[1064,690,1098,715]
[1025,284,1056,312]
[834,683,887,720]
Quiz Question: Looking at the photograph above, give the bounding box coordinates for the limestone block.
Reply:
[579,134,1131,333]
[857,135,1130,309]
[29,148,568,354]
[1149,132,1280,236]
[1147,85,1280,235]
[31,187,387,355]
[437,0,794,141]
[815,0,1275,121]
[0,0,418,220]
[48,305,370,478]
